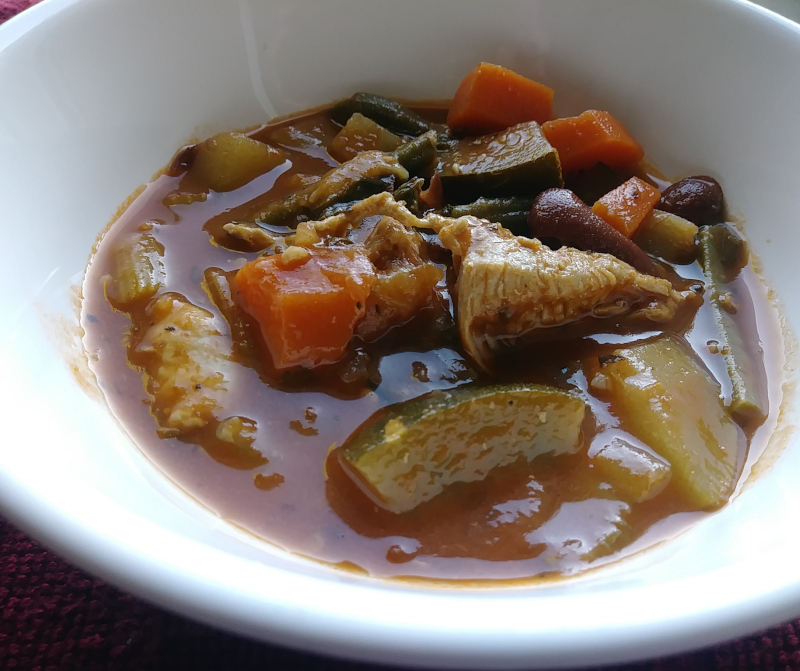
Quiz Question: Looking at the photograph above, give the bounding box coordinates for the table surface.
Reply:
[3,1,800,669]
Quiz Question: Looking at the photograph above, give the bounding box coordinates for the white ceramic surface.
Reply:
[1,0,799,668]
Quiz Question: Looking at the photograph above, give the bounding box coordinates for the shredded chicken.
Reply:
[134,293,234,436]
[438,217,698,370]
[357,216,443,341]
[221,223,274,250]
[226,192,424,252]
[293,192,427,244]
[363,215,428,269]
[307,150,408,209]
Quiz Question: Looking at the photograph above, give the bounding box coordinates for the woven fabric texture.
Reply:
[3,515,800,671]
[2,1,800,670]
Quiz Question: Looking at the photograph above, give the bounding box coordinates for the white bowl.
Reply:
[1,0,799,668]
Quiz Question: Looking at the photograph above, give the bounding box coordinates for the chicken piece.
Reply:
[363,214,428,269]
[357,216,444,341]
[221,222,274,251]
[133,293,234,436]
[292,191,428,246]
[226,192,426,252]
[438,217,697,370]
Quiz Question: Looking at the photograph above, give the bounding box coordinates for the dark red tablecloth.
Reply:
[3,1,800,669]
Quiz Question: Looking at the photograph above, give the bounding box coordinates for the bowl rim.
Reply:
[2,0,800,668]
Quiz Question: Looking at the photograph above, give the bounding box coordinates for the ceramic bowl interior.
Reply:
[1,0,799,668]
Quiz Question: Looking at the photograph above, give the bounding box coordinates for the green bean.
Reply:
[255,191,311,228]
[394,131,438,178]
[393,177,424,214]
[330,92,434,136]
[442,197,535,236]
[698,224,764,422]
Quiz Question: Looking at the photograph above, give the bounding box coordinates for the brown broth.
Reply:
[81,105,783,583]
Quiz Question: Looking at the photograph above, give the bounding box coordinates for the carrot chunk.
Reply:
[592,177,661,237]
[235,246,375,369]
[446,63,554,136]
[541,110,644,174]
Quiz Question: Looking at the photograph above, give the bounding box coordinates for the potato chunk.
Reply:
[591,337,741,508]
[329,113,402,162]
[189,132,286,192]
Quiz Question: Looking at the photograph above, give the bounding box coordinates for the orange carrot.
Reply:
[235,246,375,369]
[446,63,554,136]
[541,110,644,174]
[592,177,661,237]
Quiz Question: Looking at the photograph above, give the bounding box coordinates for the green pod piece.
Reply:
[698,223,764,421]
[255,192,310,228]
[393,176,425,214]
[443,196,535,236]
[330,92,434,136]
[394,130,438,178]
[340,383,586,513]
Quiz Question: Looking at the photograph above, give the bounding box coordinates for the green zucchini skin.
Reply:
[340,383,586,513]
[438,121,563,201]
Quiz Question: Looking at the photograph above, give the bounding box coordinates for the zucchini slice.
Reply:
[439,121,562,200]
[340,383,586,513]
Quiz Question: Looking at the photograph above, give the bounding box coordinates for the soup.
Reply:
[81,63,782,582]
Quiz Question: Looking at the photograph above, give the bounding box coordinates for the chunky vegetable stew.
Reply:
[82,63,782,582]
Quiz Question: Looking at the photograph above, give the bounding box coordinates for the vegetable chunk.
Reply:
[439,121,562,199]
[341,383,586,513]
[591,176,661,237]
[633,209,699,264]
[591,337,741,509]
[235,246,376,369]
[446,63,554,135]
[541,110,643,174]
[329,113,402,162]
[190,132,286,192]
[698,224,765,421]
[591,437,671,503]
[105,232,165,308]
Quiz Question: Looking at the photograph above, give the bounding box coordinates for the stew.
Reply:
[81,63,782,582]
